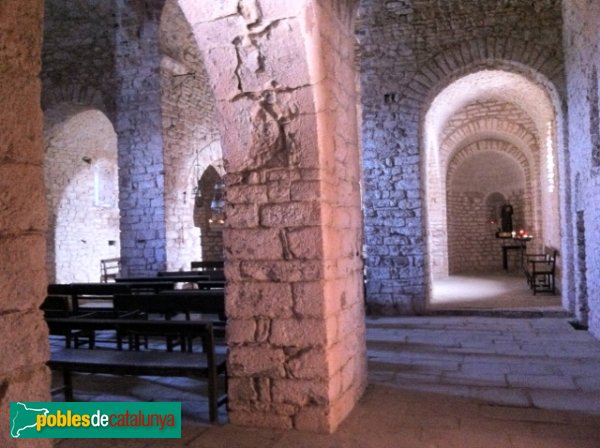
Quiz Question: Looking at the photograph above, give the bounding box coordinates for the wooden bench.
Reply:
[113,290,226,348]
[48,282,176,313]
[42,296,97,348]
[46,318,227,422]
[524,247,558,295]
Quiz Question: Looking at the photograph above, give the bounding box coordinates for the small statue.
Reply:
[500,203,514,232]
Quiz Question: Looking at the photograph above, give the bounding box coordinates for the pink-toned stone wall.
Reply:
[0,0,51,446]
[563,0,600,335]
[179,0,365,433]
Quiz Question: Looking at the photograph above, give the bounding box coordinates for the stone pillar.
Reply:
[181,0,366,433]
[0,0,51,446]
[115,0,167,276]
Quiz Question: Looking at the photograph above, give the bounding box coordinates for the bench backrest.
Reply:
[45,317,216,353]
[41,295,73,317]
[48,282,175,296]
[190,261,224,271]
[113,291,225,318]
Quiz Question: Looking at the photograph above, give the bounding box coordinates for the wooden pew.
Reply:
[113,290,226,346]
[47,282,176,312]
[46,318,227,422]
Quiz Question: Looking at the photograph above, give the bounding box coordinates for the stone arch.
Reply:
[42,83,108,119]
[446,145,527,273]
[421,67,564,294]
[160,0,223,271]
[193,159,225,262]
[175,0,366,432]
[409,38,565,107]
[447,140,532,189]
[44,103,120,283]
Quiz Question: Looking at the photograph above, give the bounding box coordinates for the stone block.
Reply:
[292,281,326,317]
[0,0,43,73]
[0,365,51,448]
[228,346,286,378]
[290,180,321,201]
[227,319,257,344]
[226,282,293,319]
[0,79,43,164]
[270,318,327,347]
[224,228,283,260]
[260,201,320,227]
[239,260,322,282]
[0,311,49,376]
[0,235,46,311]
[286,347,328,380]
[227,377,258,402]
[227,184,268,204]
[227,203,260,228]
[285,227,323,260]
[0,165,46,233]
[271,379,329,407]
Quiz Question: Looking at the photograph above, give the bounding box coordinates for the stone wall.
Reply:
[562,0,600,336]
[358,0,565,313]
[115,0,168,276]
[44,105,120,283]
[0,0,51,446]
[42,0,118,117]
[42,0,122,282]
[447,149,527,273]
[160,0,222,270]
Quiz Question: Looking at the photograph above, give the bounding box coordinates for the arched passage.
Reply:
[44,104,120,283]
[423,69,562,308]
[160,0,224,271]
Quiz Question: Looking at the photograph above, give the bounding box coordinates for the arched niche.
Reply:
[193,163,225,261]
[446,149,526,273]
[423,69,561,288]
[44,104,120,283]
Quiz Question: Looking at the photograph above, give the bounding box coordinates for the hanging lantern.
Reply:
[208,178,225,231]
[193,179,203,208]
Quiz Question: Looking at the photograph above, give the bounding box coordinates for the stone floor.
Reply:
[55,314,600,448]
[429,272,564,313]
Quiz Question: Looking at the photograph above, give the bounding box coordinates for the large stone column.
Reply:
[0,0,51,446]
[180,0,366,433]
[115,0,168,276]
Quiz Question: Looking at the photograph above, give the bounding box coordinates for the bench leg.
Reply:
[62,370,73,401]
[207,373,218,423]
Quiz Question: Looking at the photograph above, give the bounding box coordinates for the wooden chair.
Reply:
[100,258,121,283]
[524,248,558,295]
